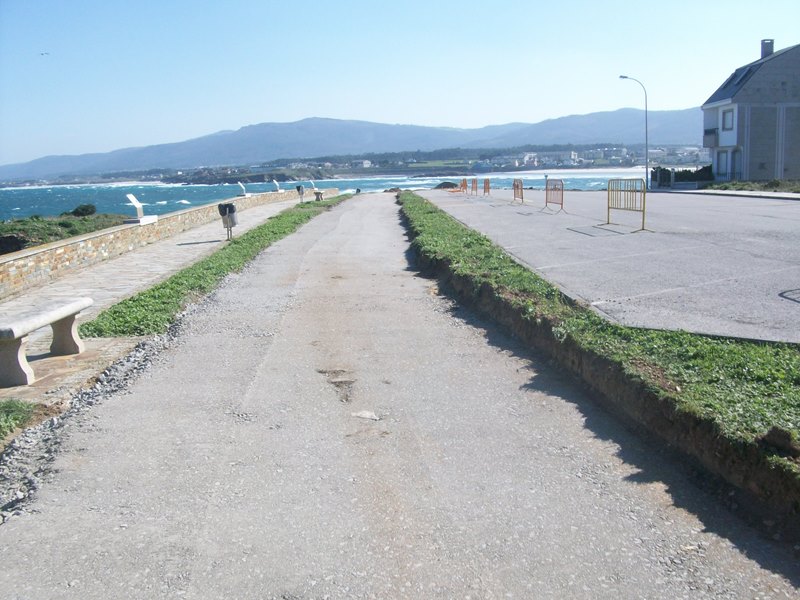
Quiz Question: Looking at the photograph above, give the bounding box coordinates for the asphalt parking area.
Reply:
[421,189,800,343]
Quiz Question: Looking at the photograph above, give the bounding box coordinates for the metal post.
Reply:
[619,75,649,190]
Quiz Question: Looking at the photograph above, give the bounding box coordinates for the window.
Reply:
[717,151,729,176]
[722,109,734,131]
[733,67,751,86]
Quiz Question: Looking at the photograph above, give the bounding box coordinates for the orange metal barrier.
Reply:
[447,178,468,194]
[607,178,647,230]
[483,178,490,195]
[545,178,564,210]
[512,179,524,203]
[471,178,478,195]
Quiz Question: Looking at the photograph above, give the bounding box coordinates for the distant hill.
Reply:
[470,108,701,147]
[0,109,701,181]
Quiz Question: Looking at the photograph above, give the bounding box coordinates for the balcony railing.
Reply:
[703,128,718,148]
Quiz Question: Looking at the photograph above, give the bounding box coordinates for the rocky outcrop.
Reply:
[0,235,26,255]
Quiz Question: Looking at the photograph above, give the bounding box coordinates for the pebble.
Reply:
[351,411,380,421]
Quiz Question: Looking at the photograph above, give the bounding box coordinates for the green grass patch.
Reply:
[399,191,800,451]
[80,196,349,337]
[0,399,35,439]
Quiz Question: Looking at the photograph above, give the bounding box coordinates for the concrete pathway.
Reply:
[1,194,797,598]
[0,196,303,405]
[420,188,800,343]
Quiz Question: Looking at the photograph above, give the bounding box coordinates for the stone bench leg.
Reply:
[0,337,35,387]
[50,313,85,355]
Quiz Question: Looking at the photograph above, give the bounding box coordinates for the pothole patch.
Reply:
[318,368,356,403]
[225,410,257,423]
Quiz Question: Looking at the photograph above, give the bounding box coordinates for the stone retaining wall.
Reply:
[0,189,335,301]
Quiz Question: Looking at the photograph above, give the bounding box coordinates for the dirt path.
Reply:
[0,193,797,599]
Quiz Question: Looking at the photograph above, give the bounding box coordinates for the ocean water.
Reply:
[0,168,645,221]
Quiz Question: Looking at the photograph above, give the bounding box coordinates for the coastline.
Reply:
[1,168,648,221]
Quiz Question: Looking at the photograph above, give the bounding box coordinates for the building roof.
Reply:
[702,43,800,106]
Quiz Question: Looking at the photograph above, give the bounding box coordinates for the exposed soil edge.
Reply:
[399,204,800,540]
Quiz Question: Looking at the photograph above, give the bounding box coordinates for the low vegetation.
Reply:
[398,191,800,469]
[0,399,34,440]
[0,206,126,254]
[706,179,800,193]
[80,197,348,337]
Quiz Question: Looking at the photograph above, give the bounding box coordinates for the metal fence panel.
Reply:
[607,178,646,230]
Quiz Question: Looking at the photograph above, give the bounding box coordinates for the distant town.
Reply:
[282,144,710,172]
[0,143,713,188]
[81,144,708,187]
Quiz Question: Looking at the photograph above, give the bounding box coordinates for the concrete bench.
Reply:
[0,297,93,387]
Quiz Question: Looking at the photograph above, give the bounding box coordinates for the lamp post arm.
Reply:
[620,75,650,190]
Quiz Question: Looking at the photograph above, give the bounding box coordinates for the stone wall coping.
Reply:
[0,222,138,266]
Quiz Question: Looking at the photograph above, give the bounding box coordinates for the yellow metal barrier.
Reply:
[483,178,490,195]
[545,178,564,210]
[607,178,647,230]
[512,179,524,204]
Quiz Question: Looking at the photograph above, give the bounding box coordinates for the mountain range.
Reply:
[0,108,701,181]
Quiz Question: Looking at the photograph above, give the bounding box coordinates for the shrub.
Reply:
[70,204,97,217]
[654,165,713,183]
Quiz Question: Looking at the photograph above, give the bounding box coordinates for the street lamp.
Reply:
[619,75,649,190]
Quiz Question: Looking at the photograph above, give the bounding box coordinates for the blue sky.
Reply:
[0,0,798,165]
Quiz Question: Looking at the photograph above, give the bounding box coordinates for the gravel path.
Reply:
[0,193,797,599]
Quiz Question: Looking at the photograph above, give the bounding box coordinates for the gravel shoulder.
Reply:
[0,193,797,599]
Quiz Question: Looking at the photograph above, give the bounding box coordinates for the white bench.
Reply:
[0,297,93,387]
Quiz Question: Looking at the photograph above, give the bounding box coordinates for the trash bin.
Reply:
[218,203,237,224]
[218,203,238,239]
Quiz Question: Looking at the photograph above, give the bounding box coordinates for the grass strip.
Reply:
[0,399,35,440]
[399,191,800,469]
[80,197,348,337]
